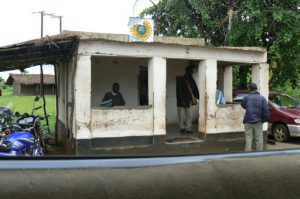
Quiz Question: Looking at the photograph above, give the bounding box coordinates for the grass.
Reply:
[0,86,56,135]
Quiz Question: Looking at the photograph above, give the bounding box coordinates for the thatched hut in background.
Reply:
[6,74,55,96]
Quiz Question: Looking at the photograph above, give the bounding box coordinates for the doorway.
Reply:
[165,59,201,143]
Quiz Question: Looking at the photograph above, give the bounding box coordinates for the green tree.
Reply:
[141,0,300,89]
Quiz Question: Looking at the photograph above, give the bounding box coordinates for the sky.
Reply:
[0,0,157,80]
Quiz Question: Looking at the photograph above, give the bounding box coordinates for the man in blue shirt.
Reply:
[216,89,225,104]
[241,83,269,151]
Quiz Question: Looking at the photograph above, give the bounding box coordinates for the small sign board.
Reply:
[128,17,154,42]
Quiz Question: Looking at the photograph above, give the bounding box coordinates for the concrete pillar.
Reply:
[252,63,269,132]
[74,55,92,139]
[252,63,269,99]
[148,57,167,138]
[199,59,217,134]
[224,66,233,102]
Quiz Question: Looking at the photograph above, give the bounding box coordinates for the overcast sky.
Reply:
[0,0,157,79]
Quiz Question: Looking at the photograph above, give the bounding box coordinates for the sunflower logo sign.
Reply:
[128,17,154,42]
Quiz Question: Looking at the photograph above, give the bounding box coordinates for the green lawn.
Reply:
[0,86,56,134]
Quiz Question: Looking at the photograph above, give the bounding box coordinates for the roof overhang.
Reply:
[0,33,79,72]
[0,30,266,72]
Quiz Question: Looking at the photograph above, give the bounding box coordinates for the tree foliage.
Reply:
[141,0,300,89]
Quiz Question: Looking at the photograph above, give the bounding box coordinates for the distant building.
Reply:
[6,74,55,96]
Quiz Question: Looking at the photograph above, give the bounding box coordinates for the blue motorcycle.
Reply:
[0,114,50,157]
[0,96,50,157]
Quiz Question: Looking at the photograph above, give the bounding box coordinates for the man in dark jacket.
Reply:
[101,82,126,107]
[176,65,199,134]
[241,83,269,151]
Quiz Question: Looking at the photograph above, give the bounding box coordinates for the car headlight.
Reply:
[294,118,300,124]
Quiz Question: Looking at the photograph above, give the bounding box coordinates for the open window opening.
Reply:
[91,56,149,108]
[216,62,252,104]
[232,65,252,103]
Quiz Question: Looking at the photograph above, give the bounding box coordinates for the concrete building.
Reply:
[0,31,269,154]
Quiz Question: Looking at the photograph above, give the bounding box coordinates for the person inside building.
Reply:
[176,65,199,134]
[216,87,226,104]
[216,89,225,104]
[101,82,126,107]
[216,80,225,104]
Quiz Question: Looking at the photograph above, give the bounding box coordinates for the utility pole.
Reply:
[33,11,63,135]
[33,11,63,35]
[43,12,63,33]
[40,11,44,37]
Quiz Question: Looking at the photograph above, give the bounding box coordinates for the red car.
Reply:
[233,90,300,142]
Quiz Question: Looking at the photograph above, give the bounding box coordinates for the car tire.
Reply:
[273,124,289,142]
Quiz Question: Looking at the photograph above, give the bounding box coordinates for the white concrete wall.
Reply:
[224,66,233,102]
[91,107,153,137]
[79,40,267,64]
[66,60,75,134]
[74,55,91,139]
[149,57,166,136]
[199,59,217,133]
[69,40,269,141]
[215,105,245,133]
[252,63,269,99]
[199,60,247,133]
[57,62,67,127]
[252,63,270,131]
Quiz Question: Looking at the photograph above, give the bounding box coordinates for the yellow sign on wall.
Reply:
[128,17,154,42]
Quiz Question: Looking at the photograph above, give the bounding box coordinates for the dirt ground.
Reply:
[267,136,300,150]
[46,136,300,156]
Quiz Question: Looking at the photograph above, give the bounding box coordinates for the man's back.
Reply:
[241,91,269,124]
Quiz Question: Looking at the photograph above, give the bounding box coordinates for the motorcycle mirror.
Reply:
[22,113,29,118]
[34,96,40,102]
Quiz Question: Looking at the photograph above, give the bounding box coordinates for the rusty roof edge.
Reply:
[0,34,79,49]
[61,31,266,52]
[62,30,206,46]
[0,30,266,53]
[216,46,266,53]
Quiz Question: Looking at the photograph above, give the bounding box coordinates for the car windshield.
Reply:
[233,93,248,102]
[269,94,300,108]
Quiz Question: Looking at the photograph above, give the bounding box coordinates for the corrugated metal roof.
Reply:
[0,34,79,71]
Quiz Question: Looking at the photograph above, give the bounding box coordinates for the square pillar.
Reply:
[148,57,167,138]
[252,63,269,131]
[224,66,233,102]
[74,55,92,139]
[199,59,217,134]
[252,63,269,99]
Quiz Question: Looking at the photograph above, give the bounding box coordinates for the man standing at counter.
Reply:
[241,83,269,151]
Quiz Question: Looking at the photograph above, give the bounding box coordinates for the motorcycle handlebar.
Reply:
[38,114,51,120]
[34,106,42,111]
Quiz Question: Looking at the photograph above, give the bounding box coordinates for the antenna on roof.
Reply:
[32,11,63,36]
